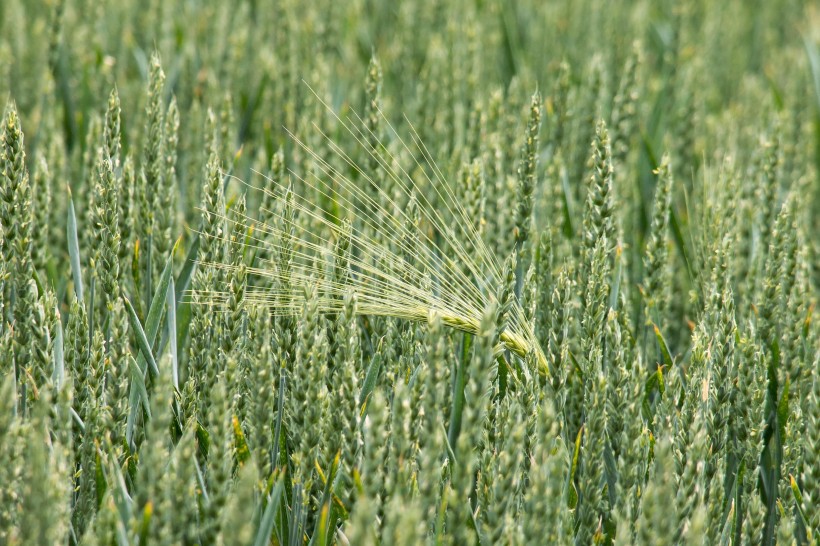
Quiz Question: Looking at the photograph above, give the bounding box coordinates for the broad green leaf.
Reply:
[669,202,696,287]
[67,193,84,304]
[196,422,211,461]
[804,34,820,111]
[233,415,251,465]
[643,366,665,421]
[290,486,306,546]
[603,443,618,508]
[272,373,286,467]
[123,295,159,377]
[88,280,96,344]
[136,499,152,545]
[608,246,623,311]
[640,124,660,171]
[718,501,736,545]
[95,445,106,507]
[103,446,133,525]
[653,323,674,370]
[359,353,382,411]
[126,240,179,447]
[560,165,575,238]
[567,425,583,510]
[442,422,457,468]
[132,240,143,318]
[789,474,811,530]
[128,355,151,418]
[144,237,180,343]
[803,303,813,340]
[174,300,192,362]
[777,374,790,447]
[434,485,449,546]
[70,407,85,432]
[254,474,284,546]
[166,277,178,388]
[175,234,198,305]
[311,502,331,546]
[311,452,340,546]
[52,304,65,388]
[448,332,471,449]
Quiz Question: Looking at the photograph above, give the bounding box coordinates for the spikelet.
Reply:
[193,92,548,377]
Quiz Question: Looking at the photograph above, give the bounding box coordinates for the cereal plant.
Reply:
[1,1,819,545]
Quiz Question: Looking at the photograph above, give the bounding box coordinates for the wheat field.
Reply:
[1,0,819,545]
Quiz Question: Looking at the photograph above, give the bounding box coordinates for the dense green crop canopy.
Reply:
[0,1,818,545]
